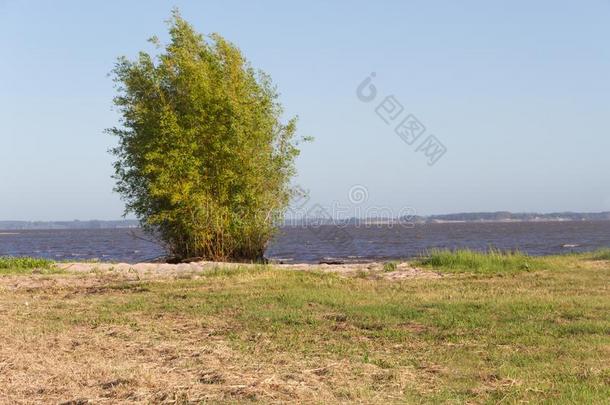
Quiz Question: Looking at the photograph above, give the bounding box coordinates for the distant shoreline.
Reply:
[1,214,610,230]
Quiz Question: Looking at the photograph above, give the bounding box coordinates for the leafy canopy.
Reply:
[109,11,303,261]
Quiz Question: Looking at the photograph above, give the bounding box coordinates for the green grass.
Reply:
[591,249,610,261]
[1,252,608,402]
[415,248,546,274]
[0,256,59,274]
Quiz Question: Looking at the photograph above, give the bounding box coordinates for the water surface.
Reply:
[0,221,609,263]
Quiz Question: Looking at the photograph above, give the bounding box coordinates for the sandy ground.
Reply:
[56,260,440,280]
[0,260,440,293]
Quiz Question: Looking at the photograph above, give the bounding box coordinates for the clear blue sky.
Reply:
[1,0,609,220]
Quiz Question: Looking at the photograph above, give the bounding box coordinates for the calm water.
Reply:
[1,221,609,263]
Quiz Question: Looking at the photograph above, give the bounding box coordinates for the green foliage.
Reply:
[0,256,53,269]
[416,248,545,274]
[108,10,303,261]
[0,256,56,274]
[591,249,610,260]
[382,261,398,272]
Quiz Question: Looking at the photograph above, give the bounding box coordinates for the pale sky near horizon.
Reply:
[1,0,609,221]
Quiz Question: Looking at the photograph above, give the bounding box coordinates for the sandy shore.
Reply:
[53,260,441,281]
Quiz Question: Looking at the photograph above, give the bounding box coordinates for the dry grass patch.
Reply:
[0,253,608,403]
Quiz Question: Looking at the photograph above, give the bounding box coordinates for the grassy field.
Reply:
[0,251,608,403]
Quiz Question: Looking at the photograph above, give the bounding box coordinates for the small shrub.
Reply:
[0,256,53,269]
[0,256,56,274]
[382,261,398,272]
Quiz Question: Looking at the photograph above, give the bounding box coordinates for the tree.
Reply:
[108,11,303,261]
